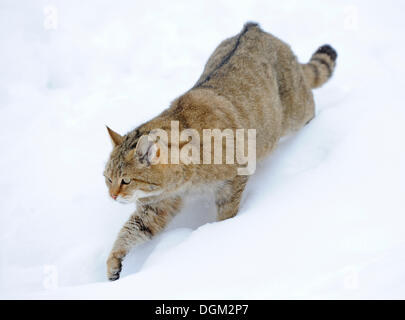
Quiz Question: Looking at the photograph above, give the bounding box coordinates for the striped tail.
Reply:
[302,44,337,89]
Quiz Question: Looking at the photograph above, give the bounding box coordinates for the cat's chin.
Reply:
[116,196,132,204]
[116,191,154,204]
[128,189,163,203]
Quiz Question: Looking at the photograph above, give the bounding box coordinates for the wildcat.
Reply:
[104,22,337,280]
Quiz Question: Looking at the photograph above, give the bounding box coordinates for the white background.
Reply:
[1,0,404,299]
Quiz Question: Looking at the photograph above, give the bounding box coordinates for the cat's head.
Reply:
[103,126,186,204]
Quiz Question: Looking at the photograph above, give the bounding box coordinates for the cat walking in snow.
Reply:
[104,22,337,280]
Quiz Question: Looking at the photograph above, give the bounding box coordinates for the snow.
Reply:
[1,0,405,299]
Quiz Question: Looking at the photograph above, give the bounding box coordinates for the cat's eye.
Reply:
[105,176,112,183]
[122,177,131,185]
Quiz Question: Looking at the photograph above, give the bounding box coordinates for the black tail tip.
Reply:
[315,44,337,62]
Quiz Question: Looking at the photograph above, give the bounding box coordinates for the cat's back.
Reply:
[194,22,282,91]
[192,23,296,156]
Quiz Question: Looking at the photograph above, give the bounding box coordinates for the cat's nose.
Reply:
[112,194,117,200]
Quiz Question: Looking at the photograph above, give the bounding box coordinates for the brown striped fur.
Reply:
[104,22,337,280]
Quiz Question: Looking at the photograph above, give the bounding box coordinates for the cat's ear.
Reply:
[134,135,164,165]
[106,126,123,147]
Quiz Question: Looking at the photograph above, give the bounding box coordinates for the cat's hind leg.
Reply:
[215,175,249,221]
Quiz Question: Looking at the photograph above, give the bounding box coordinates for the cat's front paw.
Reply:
[106,255,122,281]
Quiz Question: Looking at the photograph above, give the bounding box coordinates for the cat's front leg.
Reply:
[107,196,182,281]
[106,213,152,281]
[106,250,125,281]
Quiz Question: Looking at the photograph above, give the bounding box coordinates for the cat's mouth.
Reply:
[116,189,163,204]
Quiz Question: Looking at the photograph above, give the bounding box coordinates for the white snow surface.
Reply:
[1,0,405,299]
